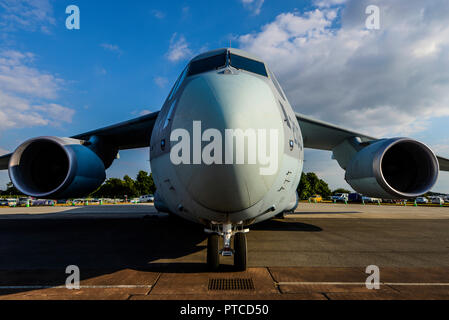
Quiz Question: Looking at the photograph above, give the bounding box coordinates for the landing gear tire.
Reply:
[207,234,220,271]
[234,233,247,271]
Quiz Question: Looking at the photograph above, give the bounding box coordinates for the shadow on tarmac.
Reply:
[0,206,322,296]
[252,219,322,232]
[293,211,360,215]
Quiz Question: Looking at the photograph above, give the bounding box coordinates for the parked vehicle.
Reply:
[18,197,33,206]
[431,197,444,205]
[415,197,429,204]
[348,193,363,202]
[101,198,115,204]
[331,193,348,202]
[33,199,55,206]
[362,196,371,202]
[32,199,44,206]
[444,196,449,203]
[88,199,100,205]
[7,198,18,206]
[0,198,17,206]
[309,194,322,202]
[72,199,85,205]
[383,199,407,204]
[139,194,155,203]
[362,196,382,203]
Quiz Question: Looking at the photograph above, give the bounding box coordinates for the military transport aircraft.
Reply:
[1,48,448,270]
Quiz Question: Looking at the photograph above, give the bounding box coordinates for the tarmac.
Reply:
[0,202,448,300]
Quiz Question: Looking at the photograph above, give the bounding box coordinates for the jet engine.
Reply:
[345,138,439,199]
[8,136,106,199]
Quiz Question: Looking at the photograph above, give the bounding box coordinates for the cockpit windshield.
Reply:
[187,50,268,77]
[229,53,267,77]
[188,53,227,76]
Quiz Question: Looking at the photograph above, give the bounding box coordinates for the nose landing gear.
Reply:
[206,233,220,270]
[205,223,249,271]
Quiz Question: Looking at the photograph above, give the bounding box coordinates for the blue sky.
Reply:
[0,0,448,192]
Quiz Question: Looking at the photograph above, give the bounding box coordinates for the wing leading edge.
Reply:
[0,154,9,170]
[71,111,160,150]
[0,111,160,170]
[438,156,449,171]
[295,112,449,172]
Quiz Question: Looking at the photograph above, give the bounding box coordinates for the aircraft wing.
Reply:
[295,112,449,172]
[438,156,449,171]
[71,111,160,149]
[0,154,9,170]
[0,111,160,170]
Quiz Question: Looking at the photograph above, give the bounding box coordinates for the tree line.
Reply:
[297,172,350,200]
[90,171,156,198]
[0,182,22,196]
[0,170,157,199]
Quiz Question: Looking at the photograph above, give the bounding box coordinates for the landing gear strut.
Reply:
[205,223,249,271]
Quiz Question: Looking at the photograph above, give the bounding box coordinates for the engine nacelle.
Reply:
[345,138,439,199]
[8,136,106,199]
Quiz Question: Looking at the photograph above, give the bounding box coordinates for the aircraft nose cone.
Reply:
[171,72,284,213]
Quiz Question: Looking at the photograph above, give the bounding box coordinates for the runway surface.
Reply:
[0,203,448,300]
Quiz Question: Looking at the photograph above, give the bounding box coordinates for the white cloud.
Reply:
[0,50,61,99]
[241,0,264,15]
[34,103,75,124]
[94,66,107,76]
[166,33,192,62]
[152,10,165,19]
[0,50,74,130]
[0,0,55,33]
[0,147,9,156]
[239,0,449,137]
[154,76,168,88]
[139,110,152,116]
[100,43,122,56]
[181,6,190,19]
[431,139,449,158]
[314,0,347,8]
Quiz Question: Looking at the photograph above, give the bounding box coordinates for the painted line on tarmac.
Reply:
[0,285,153,290]
[278,282,449,286]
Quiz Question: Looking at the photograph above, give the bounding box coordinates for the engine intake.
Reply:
[8,136,106,199]
[345,138,439,199]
